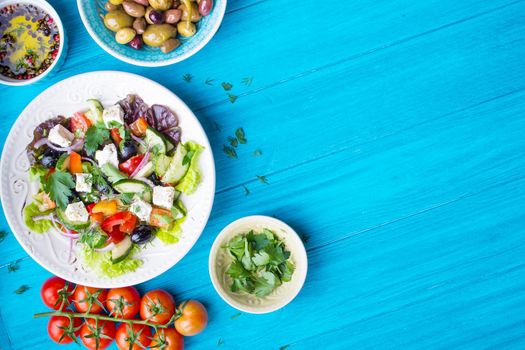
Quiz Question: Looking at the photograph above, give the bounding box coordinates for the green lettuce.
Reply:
[81,246,142,278]
[175,141,204,194]
[156,217,185,244]
[23,202,52,234]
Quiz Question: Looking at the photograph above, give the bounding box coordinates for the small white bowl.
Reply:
[0,0,67,86]
[209,216,308,314]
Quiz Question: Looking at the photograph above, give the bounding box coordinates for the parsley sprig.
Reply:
[44,171,75,210]
[85,124,109,156]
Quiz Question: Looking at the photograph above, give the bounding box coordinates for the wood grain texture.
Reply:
[1,0,524,349]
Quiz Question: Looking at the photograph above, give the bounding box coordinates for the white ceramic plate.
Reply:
[209,216,308,314]
[0,71,215,287]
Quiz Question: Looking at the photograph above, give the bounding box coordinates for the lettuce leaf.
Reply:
[175,142,204,194]
[80,245,142,278]
[23,202,52,234]
[156,216,185,244]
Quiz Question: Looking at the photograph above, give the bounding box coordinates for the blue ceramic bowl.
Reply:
[77,0,226,67]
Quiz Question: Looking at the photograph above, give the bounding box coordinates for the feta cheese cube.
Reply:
[102,105,124,128]
[153,186,176,210]
[48,124,74,147]
[129,199,153,222]
[95,144,119,168]
[65,202,89,223]
[75,173,93,192]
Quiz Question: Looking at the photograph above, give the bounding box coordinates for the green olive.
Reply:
[177,21,196,37]
[160,38,180,53]
[104,10,134,32]
[142,24,177,46]
[104,1,119,11]
[115,27,136,44]
[122,0,145,17]
[179,3,201,22]
[149,0,173,10]
[109,0,124,4]
[132,17,147,34]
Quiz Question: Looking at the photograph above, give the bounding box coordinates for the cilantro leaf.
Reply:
[85,125,109,155]
[44,171,75,210]
[241,77,253,87]
[235,128,247,144]
[227,136,238,148]
[183,73,193,82]
[221,82,232,91]
[14,285,30,294]
[223,145,238,159]
[227,93,238,104]
[254,271,278,297]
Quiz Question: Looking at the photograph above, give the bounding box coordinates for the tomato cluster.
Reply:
[41,276,208,350]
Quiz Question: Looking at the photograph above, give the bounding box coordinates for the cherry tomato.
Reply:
[151,328,184,350]
[119,154,145,176]
[80,318,116,350]
[174,300,208,336]
[48,315,82,344]
[140,290,175,325]
[70,112,92,135]
[106,287,141,319]
[110,128,123,145]
[129,117,148,137]
[115,323,152,350]
[40,276,74,310]
[74,286,108,314]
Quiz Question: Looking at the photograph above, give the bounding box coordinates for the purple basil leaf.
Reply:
[118,94,150,125]
[26,116,67,165]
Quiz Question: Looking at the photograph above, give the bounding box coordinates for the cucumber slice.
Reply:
[101,164,127,183]
[85,99,104,123]
[155,154,172,177]
[133,161,154,178]
[162,144,189,184]
[113,179,152,202]
[111,236,132,264]
[145,128,167,154]
[56,208,90,231]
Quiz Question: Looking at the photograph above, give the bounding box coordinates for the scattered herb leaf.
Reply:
[242,77,253,86]
[205,78,215,86]
[256,175,269,184]
[14,285,30,294]
[280,345,291,350]
[221,82,233,91]
[44,171,75,210]
[227,93,238,104]
[217,338,224,346]
[183,74,193,82]
[252,149,262,157]
[85,125,110,156]
[223,145,238,159]
[0,230,7,243]
[235,128,247,144]
[227,136,238,148]
[243,185,250,196]
[230,312,242,320]
[8,259,21,273]
[300,234,310,245]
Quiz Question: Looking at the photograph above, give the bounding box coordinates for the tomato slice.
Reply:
[120,214,138,234]
[101,211,138,237]
[119,154,144,176]
[110,128,123,146]
[70,112,91,135]
[69,151,83,174]
[107,227,126,244]
[130,117,148,137]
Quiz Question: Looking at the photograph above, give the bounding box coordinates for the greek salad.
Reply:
[24,94,203,277]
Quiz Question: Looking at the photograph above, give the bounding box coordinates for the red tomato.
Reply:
[140,290,175,325]
[70,112,91,134]
[174,300,208,336]
[80,318,115,350]
[48,315,83,344]
[102,212,138,236]
[110,128,123,145]
[86,203,96,213]
[119,154,145,176]
[74,286,108,314]
[107,227,126,244]
[150,328,184,350]
[115,323,152,350]
[106,287,141,319]
[40,276,75,310]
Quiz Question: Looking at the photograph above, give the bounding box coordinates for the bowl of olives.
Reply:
[77,0,226,66]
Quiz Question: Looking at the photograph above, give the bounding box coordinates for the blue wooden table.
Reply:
[1,0,525,349]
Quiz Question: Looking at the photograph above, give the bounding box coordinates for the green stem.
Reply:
[33,310,170,329]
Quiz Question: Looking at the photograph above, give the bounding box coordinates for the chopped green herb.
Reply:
[205,78,215,86]
[252,149,262,157]
[0,230,7,243]
[280,345,291,350]
[217,338,224,346]
[223,145,238,159]
[227,136,238,148]
[235,128,247,144]
[119,193,134,205]
[8,259,21,273]
[243,185,250,196]
[242,76,253,86]
[227,93,238,104]
[256,175,269,184]
[221,82,233,91]
[230,312,242,320]
[44,171,75,210]
[183,73,193,82]
[85,125,109,156]
[14,285,30,294]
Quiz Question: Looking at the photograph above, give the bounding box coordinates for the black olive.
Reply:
[148,173,163,186]
[119,140,137,161]
[40,147,61,168]
[131,225,153,245]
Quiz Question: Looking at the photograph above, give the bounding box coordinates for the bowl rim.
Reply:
[208,215,308,314]
[76,0,227,67]
[0,0,66,86]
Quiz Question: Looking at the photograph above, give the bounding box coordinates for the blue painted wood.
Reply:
[1,0,525,349]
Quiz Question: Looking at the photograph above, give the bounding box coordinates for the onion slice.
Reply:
[134,177,155,187]
[35,138,85,153]
[131,133,147,147]
[94,243,115,253]
[130,150,150,178]
[81,157,97,165]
